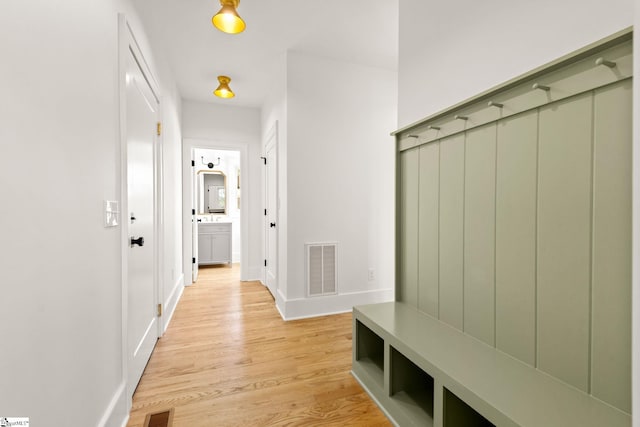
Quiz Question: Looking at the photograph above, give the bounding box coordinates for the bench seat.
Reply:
[352,301,630,427]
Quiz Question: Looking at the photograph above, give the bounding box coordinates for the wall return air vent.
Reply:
[306,242,337,297]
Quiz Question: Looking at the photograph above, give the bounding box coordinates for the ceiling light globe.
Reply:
[214,76,235,99]
[214,88,235,99]
[212,1,246,34]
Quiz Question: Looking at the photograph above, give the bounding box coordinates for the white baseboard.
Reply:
[277,288,394,320]
[275,288,287,319]
[246,266,263,282]
[162,273,184,333]
[97,381,128,427]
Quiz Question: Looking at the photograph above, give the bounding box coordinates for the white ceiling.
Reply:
[132,0,399,108]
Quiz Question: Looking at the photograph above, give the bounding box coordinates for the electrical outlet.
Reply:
[368,269,375,282]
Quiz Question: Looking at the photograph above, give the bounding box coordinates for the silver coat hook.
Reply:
[488,101,503,108]
[454,115,468,121]
[595,57,616,68]
[532,83,550,91]
[427,125,440,131]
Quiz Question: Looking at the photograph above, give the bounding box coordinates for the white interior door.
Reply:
[265,125,278,297]
[125,30,159,398]
[191,152,199,282]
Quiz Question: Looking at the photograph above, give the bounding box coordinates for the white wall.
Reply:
[399,0,636,423]
[0,1,182,426]
[160,64,185,335]
[398,0,633,128]
[182,101,263,280]
[280,51,397,318]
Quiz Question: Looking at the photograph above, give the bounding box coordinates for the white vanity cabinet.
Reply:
[198,222,232,265]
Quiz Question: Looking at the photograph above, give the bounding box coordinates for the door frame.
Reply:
[118,14,164,406]
[182,138,249,282]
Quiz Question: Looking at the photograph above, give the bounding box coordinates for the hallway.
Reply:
[126,265,391,426]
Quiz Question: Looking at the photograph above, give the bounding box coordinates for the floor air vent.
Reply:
[143,408,174,427]
[306,242,337,297]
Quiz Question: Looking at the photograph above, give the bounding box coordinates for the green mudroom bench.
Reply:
[352,302,630,427]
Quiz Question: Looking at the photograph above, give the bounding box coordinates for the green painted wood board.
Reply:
[463,124,497,346]
[399,149,419,306]
[495,110,538,366]
[418,142,440,317]
[537,93,593,392]
[438,134,465,330]
[590,79,632,412]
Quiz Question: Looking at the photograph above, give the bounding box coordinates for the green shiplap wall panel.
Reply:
[463,124,497,346]
[591,80,632,413]
[418,142,440,317]
[537,93,593,392]
[438,134,465,330]
[495,111,538,366]
[399,148,419,306]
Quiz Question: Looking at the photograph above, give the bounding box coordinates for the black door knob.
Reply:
[130,236,145,247]
[270,222,276,228]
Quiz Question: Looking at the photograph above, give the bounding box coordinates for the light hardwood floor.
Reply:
[126,264,391,426]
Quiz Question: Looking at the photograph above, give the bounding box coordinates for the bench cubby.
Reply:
[390,346,434,423]
[355,320,385,389]
[443,388,494,427]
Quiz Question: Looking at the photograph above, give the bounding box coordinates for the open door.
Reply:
[264,123,278,298]
[191,150,199,282]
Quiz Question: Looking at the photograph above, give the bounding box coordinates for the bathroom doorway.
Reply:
[192,148,241,281]
[182,139,249,283]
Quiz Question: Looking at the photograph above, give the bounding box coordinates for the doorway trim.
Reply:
[118,14,164,410]
[182,138,249,282]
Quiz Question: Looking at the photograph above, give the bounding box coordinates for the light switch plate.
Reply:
[104,200,119,227]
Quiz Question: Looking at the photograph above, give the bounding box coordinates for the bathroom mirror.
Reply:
[197,170,226,214]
